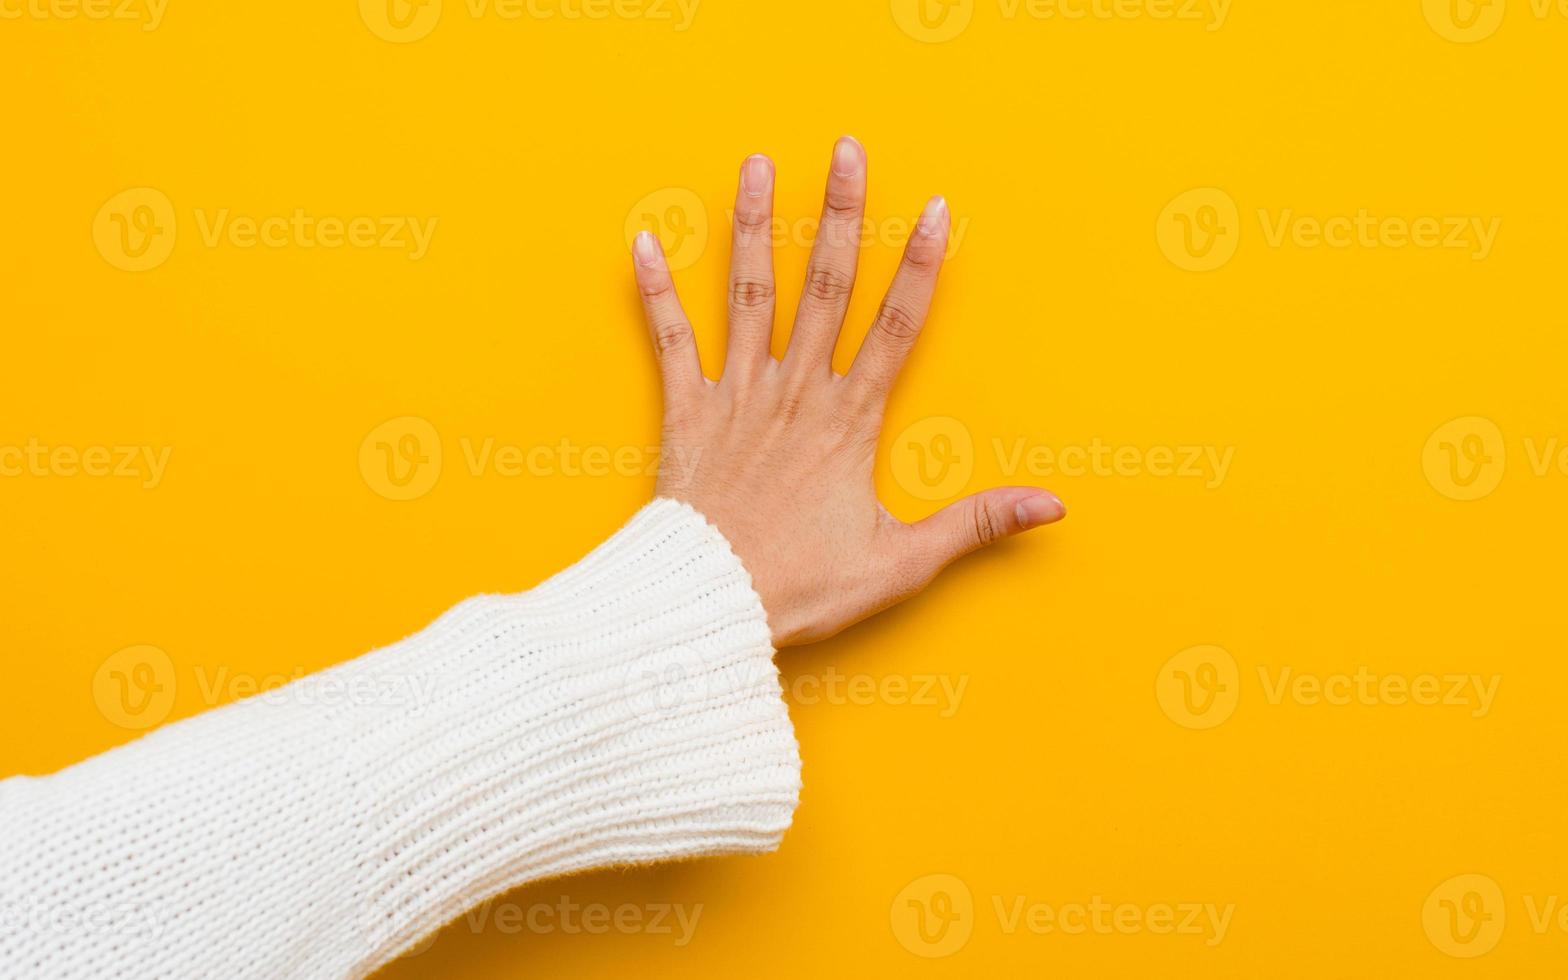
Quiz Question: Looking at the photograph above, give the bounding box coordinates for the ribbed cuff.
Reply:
[344,499,801,972]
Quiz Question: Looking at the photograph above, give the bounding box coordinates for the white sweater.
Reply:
[0,500,802,978]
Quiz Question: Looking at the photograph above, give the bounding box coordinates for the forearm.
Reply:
[0,500,801,979]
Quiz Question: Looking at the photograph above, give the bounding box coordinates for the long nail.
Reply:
[917,196,949,238]
[634,230,661,267]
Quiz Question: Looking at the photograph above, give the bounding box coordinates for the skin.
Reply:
[632,136,1066,647]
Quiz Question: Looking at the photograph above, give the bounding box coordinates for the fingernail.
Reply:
[917,196,949,238]
[832,136,863,178]
[741,155,773,198]
[1016,492,1066,529]
[634,230,661,267]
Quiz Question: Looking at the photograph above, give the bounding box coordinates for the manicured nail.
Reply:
[741,154,773,198]
[832,136,863,178]
[917,196,949,238]
[1016,492,1066,529]
[634,230,661,267]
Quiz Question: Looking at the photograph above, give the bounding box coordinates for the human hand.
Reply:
[633,136,1065,647]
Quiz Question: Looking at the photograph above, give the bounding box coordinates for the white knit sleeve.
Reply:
[0,499,801,979]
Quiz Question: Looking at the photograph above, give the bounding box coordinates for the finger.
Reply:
[632,230,703,402]
[724,154,778,379]
[783,135,867,373]
[909,487,1065,578]
[848,196,949,403]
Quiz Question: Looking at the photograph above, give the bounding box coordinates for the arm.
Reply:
[1,138,1065,979]
[1,501,798,978]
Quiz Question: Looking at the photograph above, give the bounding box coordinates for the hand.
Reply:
[632,136,1066,647]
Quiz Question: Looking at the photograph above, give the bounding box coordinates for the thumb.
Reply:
[911,486,1066,574]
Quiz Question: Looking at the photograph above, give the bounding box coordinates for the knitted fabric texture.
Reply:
[0,499,802,978]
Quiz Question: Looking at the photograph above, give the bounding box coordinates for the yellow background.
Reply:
[3,0,1566,975]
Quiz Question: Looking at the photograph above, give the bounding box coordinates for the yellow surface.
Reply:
[3,1,1566,976]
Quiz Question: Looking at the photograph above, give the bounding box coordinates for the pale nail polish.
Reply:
[832,136,863,178]
[741,155,772,197]
[1016,493,1066,529]
[634,231,661,267]
[917,196,949,238]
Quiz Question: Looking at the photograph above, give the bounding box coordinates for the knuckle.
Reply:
[733,206,772,236]
[871,301,923,346]
[816,209,862,247]
[639,278,673,302]
[825,403,865,438]
[728,276,776,313]
[803,265,855,305]
[903,240,942,270]
[776,385,811,427]
[822,192,863,223]
[652,320,691,356]
[969,500,1003,547]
